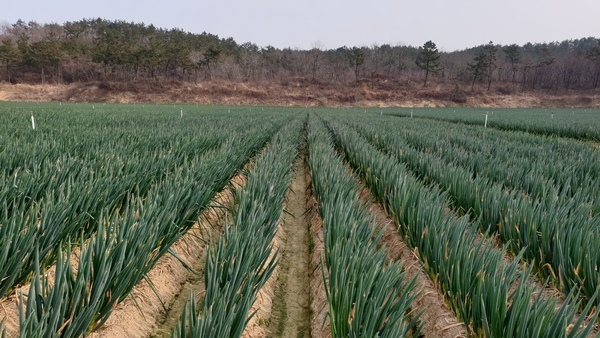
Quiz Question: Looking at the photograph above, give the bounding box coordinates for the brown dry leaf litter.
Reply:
[2,82,598,108]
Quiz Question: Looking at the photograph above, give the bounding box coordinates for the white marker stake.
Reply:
[31,113,36,130]
[484,114,488,128]
[411,110,413,118]
[181,109,183,118]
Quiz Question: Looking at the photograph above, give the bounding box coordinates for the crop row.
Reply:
[344,114,600,308]
[307,116,419,337]
[377,115,600,209]
[0,107,288,299]
[0,106,296,337]
[172,116,303,337]
[388,108,600,141]
[322,115,597,337]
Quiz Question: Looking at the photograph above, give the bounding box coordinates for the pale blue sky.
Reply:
[2,0,599,51]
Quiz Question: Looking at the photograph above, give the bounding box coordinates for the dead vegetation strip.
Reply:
[2,82,599,108]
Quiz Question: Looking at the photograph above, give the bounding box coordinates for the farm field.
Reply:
[388,107,600,141]
[0,102,599,337]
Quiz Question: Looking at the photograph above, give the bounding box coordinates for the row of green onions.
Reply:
[361,115,600,212]
[0,110,258,299]
[171,116,303,337]
[9,116,288,337]
[351,116,600,308]
[323,117,598,337]
[388,109,600,141]
[306,116,420,337]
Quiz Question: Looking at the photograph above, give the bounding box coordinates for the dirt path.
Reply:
[261,156,312,338]
[305,160,331,338]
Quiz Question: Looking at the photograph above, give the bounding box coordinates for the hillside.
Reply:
[1,79,598,108]
[2,19,600,107]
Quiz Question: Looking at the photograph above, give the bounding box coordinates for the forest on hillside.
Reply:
[1,18,599,91]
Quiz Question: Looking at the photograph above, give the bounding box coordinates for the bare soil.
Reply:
[261,156,311,338]
[1,80,599,108]
[306,162,331,338]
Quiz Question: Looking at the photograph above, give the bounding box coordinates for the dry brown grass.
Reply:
[1,80,599,108]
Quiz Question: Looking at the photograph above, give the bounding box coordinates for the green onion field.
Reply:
[1,102,599,337]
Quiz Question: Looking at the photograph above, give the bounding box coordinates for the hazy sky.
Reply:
[2,0,599,51]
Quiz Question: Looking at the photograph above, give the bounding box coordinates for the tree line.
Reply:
[1,18,599,91]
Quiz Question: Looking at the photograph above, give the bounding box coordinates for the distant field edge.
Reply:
[1,81,599,108]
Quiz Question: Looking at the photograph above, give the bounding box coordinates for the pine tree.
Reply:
[415,40,441,86]
[468,41,497,91]
[503,44,521,83]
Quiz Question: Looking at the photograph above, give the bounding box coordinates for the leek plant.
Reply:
[324,117,598,337]
[172,117,302,338]
[306,117,420,337]
[355,115,600,212]
[352,118,600,307]
[0,111,244,298]
[387,108,600,141]
[16,116,290,337]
